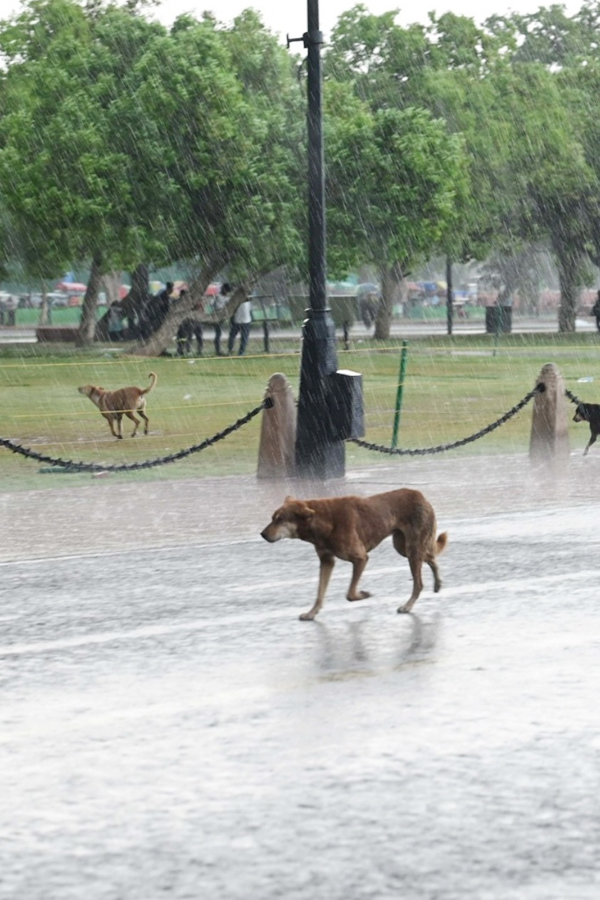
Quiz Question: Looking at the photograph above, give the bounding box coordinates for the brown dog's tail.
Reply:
[141,372,157,395]
[436,532,448,555]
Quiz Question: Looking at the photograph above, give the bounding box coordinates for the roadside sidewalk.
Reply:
[1,314,597,346]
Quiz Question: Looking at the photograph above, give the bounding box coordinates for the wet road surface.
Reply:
[2,499,599,899]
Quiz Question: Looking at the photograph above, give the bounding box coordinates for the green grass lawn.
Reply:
[15,306,86,327]
[1,332,598,491]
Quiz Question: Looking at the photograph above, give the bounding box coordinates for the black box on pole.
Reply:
[328,369,364,441]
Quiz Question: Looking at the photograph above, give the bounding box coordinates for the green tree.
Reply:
[108,10,304,355]
[327,4,600,331]
[0,0,164,343]
[325,84,466,338]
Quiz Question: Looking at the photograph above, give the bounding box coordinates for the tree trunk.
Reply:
[102,271,121,307]
[374,261,402,340]
[556,249,581,333]
[77,253,103,347]
[129,265,231,357]
[38,282,51,326]
[122,264,150,321]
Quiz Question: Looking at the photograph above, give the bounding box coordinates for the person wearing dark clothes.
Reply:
[175,291,203,356]
[154,281,173,330]
[176,318,203,355]
[141,281,173,336]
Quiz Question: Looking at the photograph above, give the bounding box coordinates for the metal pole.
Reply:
[446,256,453,336]
[391,340,408,449]
[294,0,344,479]
[258,298,270,353]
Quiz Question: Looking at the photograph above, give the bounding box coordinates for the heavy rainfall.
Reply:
[1,0,600,898]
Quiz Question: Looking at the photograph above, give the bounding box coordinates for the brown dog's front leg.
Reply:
[299,553,335,621]
[347,556,370,602]
[105,414,121,439]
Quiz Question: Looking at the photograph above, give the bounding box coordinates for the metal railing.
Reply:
[350,385,545,456]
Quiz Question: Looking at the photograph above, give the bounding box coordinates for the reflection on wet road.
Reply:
[1,505,599,899]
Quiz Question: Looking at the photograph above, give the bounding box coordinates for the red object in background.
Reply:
[56,281,87,293]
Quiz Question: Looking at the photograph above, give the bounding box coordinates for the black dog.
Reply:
[573,402,600,455]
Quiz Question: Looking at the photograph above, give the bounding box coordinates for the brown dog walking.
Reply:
[78,372,157,439]
[261,489,447,620]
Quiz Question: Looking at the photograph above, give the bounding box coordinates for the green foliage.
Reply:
[325,82,466,275]
[324,3,600,331]
[0,0,304,293]
[0,0,163,279]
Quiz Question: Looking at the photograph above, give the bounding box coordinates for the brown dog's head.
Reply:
[78,384,98,398]
[78,385,105,408]
[261,496,315,542]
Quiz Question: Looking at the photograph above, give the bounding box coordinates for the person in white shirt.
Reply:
[227,294,252,356]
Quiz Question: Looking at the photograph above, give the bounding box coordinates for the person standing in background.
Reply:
[227,294,252,356]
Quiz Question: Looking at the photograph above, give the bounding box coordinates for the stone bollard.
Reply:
[529,363,570,465]
[257,373,297,479]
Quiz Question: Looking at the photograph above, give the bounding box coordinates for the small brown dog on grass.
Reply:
[78,372,157,439]
[261,488,447,620]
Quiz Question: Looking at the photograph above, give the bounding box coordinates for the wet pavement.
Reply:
[1,454,600,899]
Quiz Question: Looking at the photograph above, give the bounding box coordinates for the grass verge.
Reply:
[0,332,597,491]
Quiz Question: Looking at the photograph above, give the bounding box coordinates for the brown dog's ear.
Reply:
[296,502,315,519]
[284,495,295,503]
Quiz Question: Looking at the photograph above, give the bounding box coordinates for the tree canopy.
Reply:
[3,0,600,340]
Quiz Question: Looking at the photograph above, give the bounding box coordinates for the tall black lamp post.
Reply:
[289,0,345,479]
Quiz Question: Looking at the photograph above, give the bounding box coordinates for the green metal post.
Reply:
[391,340,408,449]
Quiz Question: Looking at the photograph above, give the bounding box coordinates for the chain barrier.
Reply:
[0,397,272,473]
[565,388,582,407]
[349,384,545,457]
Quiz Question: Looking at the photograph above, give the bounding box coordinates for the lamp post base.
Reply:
[295,307,345,480]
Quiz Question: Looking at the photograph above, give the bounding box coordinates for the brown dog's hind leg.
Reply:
[346,555,370,602]
[397,544,424,614]
[425,533,445,594]
[426,554,442,593]
[299,552,335,621]
[125,410,141,437]
[138,409,149,435]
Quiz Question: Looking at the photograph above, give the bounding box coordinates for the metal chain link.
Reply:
[0,397,272,473]
[565,388,582,407]
[349,384,545,457]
